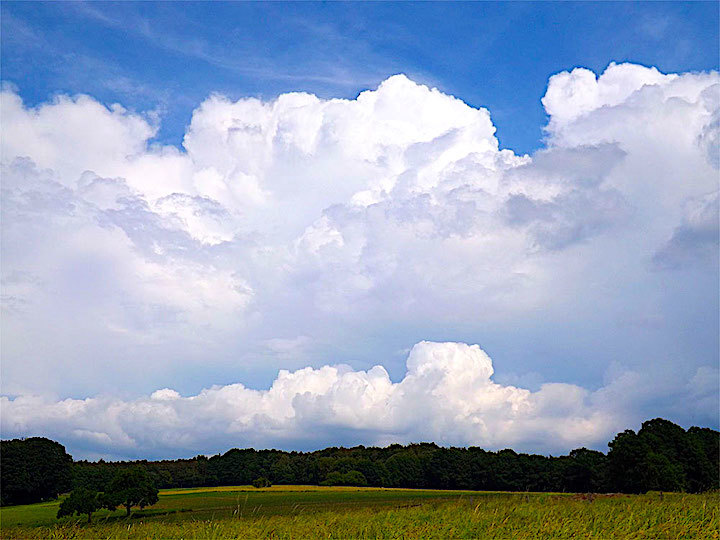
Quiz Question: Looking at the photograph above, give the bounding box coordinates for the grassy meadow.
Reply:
[1,485,717,539]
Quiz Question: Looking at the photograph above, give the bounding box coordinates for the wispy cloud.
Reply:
[68,2,388,89]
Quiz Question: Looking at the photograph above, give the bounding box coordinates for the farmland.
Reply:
[1,485,717,539]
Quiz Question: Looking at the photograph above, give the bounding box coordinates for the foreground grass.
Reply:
[0,485,486,528]
[1,489,717,539]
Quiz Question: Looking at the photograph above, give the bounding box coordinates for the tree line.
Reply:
[2,418,717,507]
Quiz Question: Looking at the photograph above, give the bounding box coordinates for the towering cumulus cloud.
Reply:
[1,63,718,458]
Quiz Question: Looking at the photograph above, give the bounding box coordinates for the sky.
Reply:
[1,2,718,461]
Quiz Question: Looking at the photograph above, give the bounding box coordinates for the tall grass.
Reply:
[2,492,717,539]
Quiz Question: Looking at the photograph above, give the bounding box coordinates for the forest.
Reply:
[2,418,717,506]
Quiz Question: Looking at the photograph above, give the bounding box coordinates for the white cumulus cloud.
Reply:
[1,63,718,457]
[1,342,618,459]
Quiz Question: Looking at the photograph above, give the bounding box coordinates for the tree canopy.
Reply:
[100,467,159,516]
[56,488,101,523]
[0,437,72,505]
[607,418,718,493]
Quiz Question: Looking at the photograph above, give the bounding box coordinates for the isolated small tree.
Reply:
[57,488,101,523]
[101,467,159,517]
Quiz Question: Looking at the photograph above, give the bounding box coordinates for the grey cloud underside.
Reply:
[1,64,718,459]
[652,191,719,270]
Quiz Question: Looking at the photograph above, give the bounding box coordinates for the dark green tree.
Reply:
[0,437,72,505]
[101,468,159,517]
[342,470,368,486]
[607,429,649,493]
[384,451,423,488]
[685,427,720,492]
[562,448,608,493]
[56,488,101,523]
[607,419,719,493]
[641,452,684,492]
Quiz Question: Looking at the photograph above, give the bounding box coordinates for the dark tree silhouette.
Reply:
[57,488,101,523]
[0,437,72,505]
[562,448,608,493]
[607,418,719,493]
[101,467,159,517]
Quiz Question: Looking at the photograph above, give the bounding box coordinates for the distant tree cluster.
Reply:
[1,418,717,511]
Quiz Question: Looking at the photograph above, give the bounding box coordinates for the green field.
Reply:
[1,486,717,539]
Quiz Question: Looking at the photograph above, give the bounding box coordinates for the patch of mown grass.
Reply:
[2,489,717,539]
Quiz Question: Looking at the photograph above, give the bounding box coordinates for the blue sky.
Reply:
[1,2,718,460]
[3,2,718,154]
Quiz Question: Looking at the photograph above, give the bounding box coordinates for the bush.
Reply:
[252,477,272,488]
[321,470,368,487]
